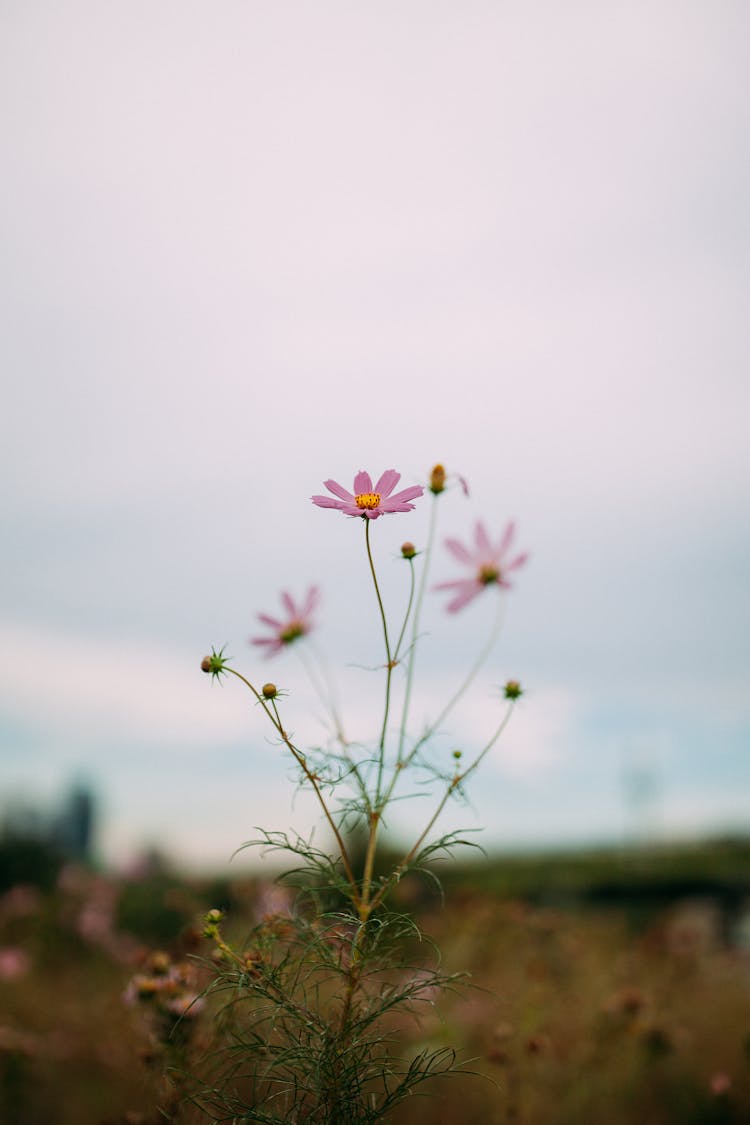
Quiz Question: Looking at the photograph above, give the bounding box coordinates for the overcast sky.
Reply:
[2,1,749,871]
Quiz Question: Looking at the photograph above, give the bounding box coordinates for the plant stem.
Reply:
[359,810,381,917]
[364,519,393,768]
[295,644,371,811]
[396,493,439,762]
[371,699,517,913]
[225,666,360,905]
[405,590,507,767]
[392,557,416,665]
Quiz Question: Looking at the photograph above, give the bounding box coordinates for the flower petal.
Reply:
[323,478,355,502]
[312,494,348,510]
[444,536,474,565]
[474,521,493,556]
[445,582,484,614]
[390,484,423,504]
[379,485,423,513]
[257,613,283,629]
[496,520,516,558]
[250,636,283,655]
[301,585,320,616]
[353,470,373,494]
[504,550,529,572]
[374,469,400,497]
[280,591,296,617]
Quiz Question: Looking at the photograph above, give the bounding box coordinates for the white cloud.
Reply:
[0,621,252,750]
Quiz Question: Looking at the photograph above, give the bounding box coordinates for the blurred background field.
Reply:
[2,832,749,1124]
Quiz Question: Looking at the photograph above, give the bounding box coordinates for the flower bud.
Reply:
[202,647,229,680]
[504,680,523,700]
[401,542,416,559]
[262,683,278,699]
[429,464,446,494]
[452,749,462,760]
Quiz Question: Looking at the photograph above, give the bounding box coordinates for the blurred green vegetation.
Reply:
[0,836,748,1123]
[442,835,750,906]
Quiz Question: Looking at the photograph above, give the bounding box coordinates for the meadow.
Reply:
[1,837,748,1124]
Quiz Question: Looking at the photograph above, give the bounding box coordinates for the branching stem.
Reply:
[225,666,360,905]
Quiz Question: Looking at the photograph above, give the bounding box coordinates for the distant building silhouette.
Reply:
[54,785,95,861]
[1,781,97,864]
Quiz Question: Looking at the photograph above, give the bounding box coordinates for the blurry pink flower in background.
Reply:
[312,469,423,519]
[0,946,30,980]
[254,882,294,921]
[251,587,320,657]
[434,520,528,613]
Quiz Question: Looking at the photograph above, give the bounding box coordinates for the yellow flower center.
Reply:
[355,492,381,510]
[280,621,305,644]
[478,564,500,585]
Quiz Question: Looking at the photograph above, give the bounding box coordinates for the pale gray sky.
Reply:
[2,2,749,868]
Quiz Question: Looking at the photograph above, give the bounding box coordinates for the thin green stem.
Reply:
[293,644,371,810]
[396,494,439,762]
[458,698,516,784]
[392,557,416,665]
[370,699,517,913]
[359,811,381,917]
[364,519,393,799]
[224,666,360,904]
[362,517,396,915]
[370,790,452,914]
[365,518,392,672]
[405,590,507,768]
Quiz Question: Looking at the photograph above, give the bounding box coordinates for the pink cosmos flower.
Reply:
[312,469,423,519]
[0,947,30,980]
[250,586,319,657]
[434,520,528,613]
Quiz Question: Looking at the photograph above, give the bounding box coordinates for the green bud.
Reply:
[201,647,229,681]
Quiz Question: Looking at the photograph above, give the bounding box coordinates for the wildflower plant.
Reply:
[190,464,528,1123]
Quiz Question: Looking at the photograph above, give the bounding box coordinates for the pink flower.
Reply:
[0,946,30,980]
[312,470,423,520]
[250,587,319,657]
[434,520,528,613]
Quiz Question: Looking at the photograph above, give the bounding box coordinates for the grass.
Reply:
[1,836,749,1123]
